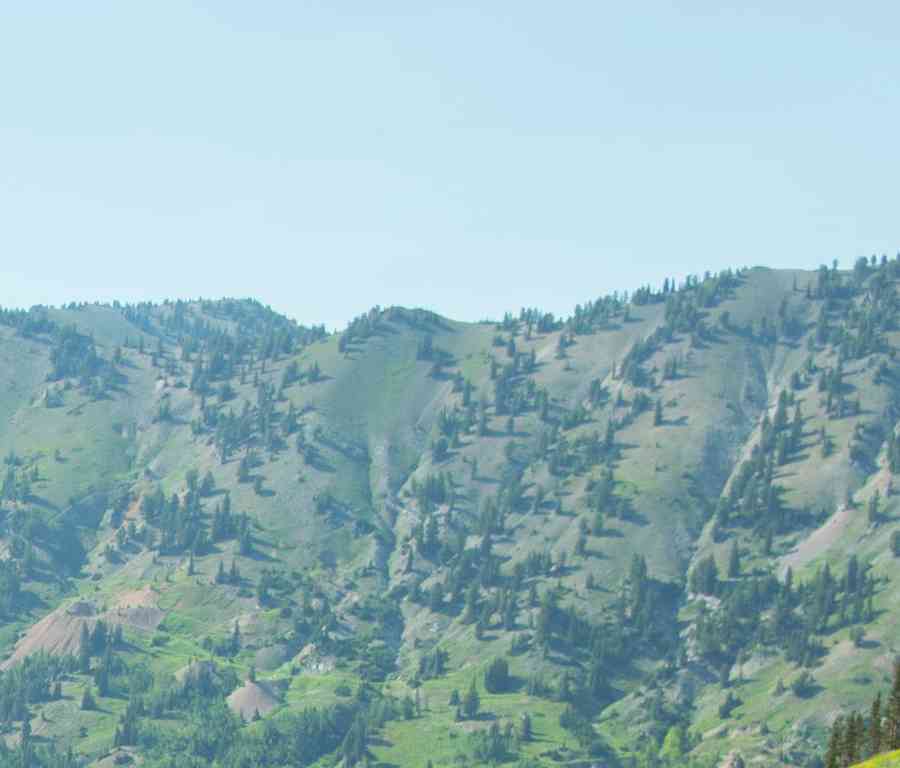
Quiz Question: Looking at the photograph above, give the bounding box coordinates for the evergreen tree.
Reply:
[520,712,532,741]
[868,491,881,525]
[78,624,91,674]
[843,712,862,766]
[824,719,842,768]
[462,678,480,719]
[230,621,241,656]
[239,527,253,556]
[888,661,900,749]
[462,583,479,624]
[869,692,882,757]
[484,657,511,694]
[80,686,96,711]
[727,541,741,578]
[95,646,111,697]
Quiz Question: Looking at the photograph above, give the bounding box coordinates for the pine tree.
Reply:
[462,583,478,625]
[520,712,532,741]
[843,712,862,766]
[484,657,510,693]
[462,678,480,719]
[78,624,91,674]
[727,541,741,579]
[80,686,96,711]
[888,661,900,749]
[868,491,881,525]
[869,692,882,757]
[824,717,841,768]
[200,470,215,496]
[95,646,111,697]
[231,621,241,656]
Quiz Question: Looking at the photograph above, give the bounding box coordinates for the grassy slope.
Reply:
[0,269,896,767]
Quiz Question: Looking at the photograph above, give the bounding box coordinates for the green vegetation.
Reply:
[0,260,898,767]
[825,662,900,767]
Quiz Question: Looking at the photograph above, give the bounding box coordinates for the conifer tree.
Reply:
[869,692,882,757]
[889,661,900,749]
[520,712,532,741]
[78,624,91,674]
[462,678,480,719]
[824,718,841,768]
[842,712,861,766]
[868,491,881,525]
[231,621,241,656]
[727,541,741,579]
[80,686,96,711]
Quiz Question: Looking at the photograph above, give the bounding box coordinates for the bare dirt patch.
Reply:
[226,680,281,720]
[1,589,165,669]
[779,505,853,577]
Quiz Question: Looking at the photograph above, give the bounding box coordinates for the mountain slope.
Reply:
[0,260,897,768]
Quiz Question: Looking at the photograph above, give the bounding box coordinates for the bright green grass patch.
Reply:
[854,751,900,768]
[368,660,575,768]
[283,667,371,712]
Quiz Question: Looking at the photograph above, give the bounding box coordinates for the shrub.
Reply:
[791,671,817,698]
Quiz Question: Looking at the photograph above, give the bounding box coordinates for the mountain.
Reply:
[0,260,898,768]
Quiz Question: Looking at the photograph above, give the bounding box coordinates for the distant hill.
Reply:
[0,258,898,768]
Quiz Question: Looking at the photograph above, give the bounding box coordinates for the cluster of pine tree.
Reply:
[824,661,900,767]
[0,651,72,725]
[101,641,432,768]
[715,388,805,543]
[692,556,876,679]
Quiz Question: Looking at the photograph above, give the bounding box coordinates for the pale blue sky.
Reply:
[1,3,897,328]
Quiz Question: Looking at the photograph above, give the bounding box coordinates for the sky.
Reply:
[1,3,898,329]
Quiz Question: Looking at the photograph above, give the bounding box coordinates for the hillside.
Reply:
[0,259,898,768]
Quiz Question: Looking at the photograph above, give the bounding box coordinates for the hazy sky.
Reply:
[1,3,898,329]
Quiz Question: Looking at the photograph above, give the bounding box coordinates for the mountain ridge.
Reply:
[0,260,897,768]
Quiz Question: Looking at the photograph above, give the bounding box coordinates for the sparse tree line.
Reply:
[691,554,877,685]
[824,661,900,767]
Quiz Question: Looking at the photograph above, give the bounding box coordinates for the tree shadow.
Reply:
[243,548,277,563]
